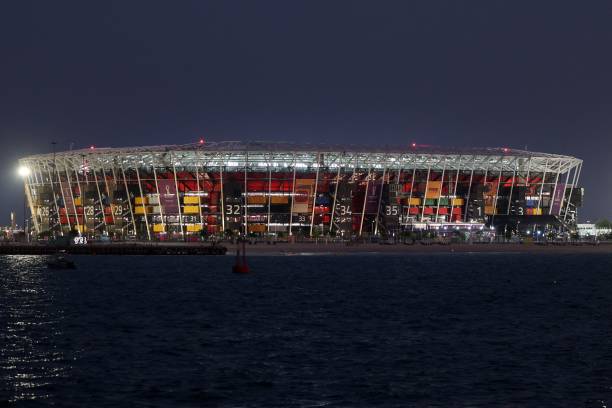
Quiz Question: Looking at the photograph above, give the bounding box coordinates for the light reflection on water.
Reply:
[0,255,71,403]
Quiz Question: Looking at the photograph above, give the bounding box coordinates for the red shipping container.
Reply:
[452,208,462,215]
[438,208,448,215]
[423,207,434,215]
[247,181,266,192]
[314,206,330,214]
[409,207,420,215]
[61,216,77,224]
[104,216,114,224]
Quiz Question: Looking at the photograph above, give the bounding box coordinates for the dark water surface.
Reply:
[1,253,612,407]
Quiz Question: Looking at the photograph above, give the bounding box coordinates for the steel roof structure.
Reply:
[20,141,582,174]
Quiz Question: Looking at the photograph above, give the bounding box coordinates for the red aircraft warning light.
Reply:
[90,145,95,150]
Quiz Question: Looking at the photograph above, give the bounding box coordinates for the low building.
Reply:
[576,223,612,238]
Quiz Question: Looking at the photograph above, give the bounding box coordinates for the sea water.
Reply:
[1,253,612,407]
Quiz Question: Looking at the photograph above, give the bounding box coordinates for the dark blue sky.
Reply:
[1,0,611,222]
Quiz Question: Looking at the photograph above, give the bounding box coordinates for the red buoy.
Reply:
[232,239,250,273]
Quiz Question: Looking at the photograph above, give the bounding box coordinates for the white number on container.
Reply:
[225,204,241,215]
[339,205,352,215]
[385,205,399,216]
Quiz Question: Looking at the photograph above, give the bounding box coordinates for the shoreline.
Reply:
[225,242,612,256]
[0,241,610,256]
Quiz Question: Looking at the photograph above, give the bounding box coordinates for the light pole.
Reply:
[18,165,31,242]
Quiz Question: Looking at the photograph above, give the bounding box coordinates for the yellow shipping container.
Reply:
[248,195,266,204]
[451,198,464,206]
[183,196,200,204]
[186,224,203,232]
[409,198,421,206]
[135,196,148,205]
[75,225,87,233]
[74,197,82,206]
[533,208,543,215]
[271,195,289,204]
[153,223,165,233]
[183,205,199,214]
[134,206,150,215]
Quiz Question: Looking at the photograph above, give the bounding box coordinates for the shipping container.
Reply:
[183,205,199,214]
[183,196,200,204]
[451,198,464,206]
[134,206,151,215]
[271,195,289,204]
[248,224,266,233]
[247,195,266,204]
[186,224,202,232]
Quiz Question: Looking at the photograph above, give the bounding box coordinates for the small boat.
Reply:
[46,254,76,269]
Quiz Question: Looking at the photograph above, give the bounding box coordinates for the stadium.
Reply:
[18,141,583,240]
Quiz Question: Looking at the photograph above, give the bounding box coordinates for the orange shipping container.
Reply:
[271,195,289,204]
[248,195,266,204]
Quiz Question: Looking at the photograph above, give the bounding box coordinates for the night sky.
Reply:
[1,0,611,223]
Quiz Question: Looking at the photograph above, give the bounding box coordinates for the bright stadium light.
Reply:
[17,166,31,178]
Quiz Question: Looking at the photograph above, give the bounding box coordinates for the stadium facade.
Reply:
[18,141,583,240]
